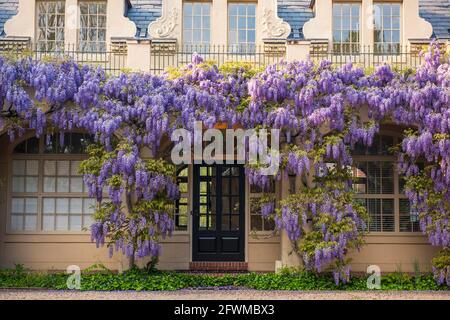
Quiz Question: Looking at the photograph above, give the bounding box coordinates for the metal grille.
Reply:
[310,45,424,71]
[149,43,286,75]
[0,42,127,76]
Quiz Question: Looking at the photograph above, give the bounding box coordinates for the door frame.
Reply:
[191,163,246,262]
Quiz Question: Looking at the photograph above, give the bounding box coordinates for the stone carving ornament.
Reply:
[261,8,291,39]
[149,7,179,39]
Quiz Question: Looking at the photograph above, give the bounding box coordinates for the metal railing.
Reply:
[149,43,286,75]
[310,45,425,71]
[0,42,127,75]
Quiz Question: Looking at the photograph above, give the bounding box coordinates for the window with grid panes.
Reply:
[352,134,418,232]
[175,166,189,231]
[36,1,65,52]
[332,3,360,54]
[79,1,107,52]
[183,2,211,48]
[373,3,401,54]
[228,3,256,53]
[10,133,95,232]
[249,179,276,232]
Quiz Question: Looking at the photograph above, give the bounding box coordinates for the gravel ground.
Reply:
[0,289,449,300]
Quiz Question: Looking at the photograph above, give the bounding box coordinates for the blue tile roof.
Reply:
[0,0,18,36]
[419,0,450,39]
[0,0,449,39]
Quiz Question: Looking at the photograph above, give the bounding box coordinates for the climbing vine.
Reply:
[0,43,448,285]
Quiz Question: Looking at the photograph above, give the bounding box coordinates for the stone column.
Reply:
[126,39,152,72]
[65,0,78,46]
[286,40,311,62]
[361,0,374,48]
[279,174,302,270]
[212,0,228,46]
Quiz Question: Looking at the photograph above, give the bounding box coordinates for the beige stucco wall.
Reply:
[349,235,439,273]
[0,138,280,271]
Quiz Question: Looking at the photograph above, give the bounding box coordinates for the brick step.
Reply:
[189,262,248,272]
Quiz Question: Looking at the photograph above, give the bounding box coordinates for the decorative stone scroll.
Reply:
[261,7,291,39]
[148,0,180,39]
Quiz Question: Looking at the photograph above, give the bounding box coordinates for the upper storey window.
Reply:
[183,2,211,47]
[228,3,256,53]
[79,1,107,52]
[374,3,401,54]
[36,1,65,51]
[332,3,360,54]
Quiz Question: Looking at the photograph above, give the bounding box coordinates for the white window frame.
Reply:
[175,165,189,231]
[332,2,361,54]
[182,1,211,49]
[35,0,66,51]
[248,179,277,234]
[78,0,108,52]
[8,133,95,234]
[373,2,402,54]
[227,2,257,52]
[352,132,420,234]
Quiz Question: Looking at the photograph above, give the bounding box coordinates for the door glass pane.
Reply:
[222,178,230,195]
[199,214,207,229]
[231,215,239,231]
[231,177,239,195]
[209,214,216,230]
[222,197,230,213]
[222,214,230,231]
[231,196,240,214]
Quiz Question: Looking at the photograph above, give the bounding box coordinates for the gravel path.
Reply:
[0,289,449,300]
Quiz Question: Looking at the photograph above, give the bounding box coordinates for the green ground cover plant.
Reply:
[0,266,447,291]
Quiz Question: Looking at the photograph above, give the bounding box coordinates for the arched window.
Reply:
[175,165,189,231]
[352,133,420,233]
[9,132,95,233]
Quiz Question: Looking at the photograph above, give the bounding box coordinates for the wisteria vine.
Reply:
[0,43,449,285]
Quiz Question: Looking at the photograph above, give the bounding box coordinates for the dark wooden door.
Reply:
[192,164,245,261]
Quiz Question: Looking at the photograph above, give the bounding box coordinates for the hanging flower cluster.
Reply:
[396,44,450,285]
[0,43,448,285]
